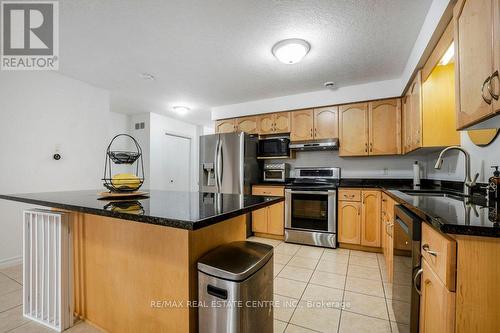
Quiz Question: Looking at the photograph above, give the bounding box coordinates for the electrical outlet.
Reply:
[383,168,389,175]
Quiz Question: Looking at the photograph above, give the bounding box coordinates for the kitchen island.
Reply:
[0,190,283,333]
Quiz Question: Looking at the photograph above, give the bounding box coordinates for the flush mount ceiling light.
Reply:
[272,38,310,64]
[172,106,190,115]
[439,42,454,66]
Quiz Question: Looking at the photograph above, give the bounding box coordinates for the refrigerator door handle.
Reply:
[214,137,220,192]
[217,137,223,191]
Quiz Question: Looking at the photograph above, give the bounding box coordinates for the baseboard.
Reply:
[338,243,382,253]
[253,232,284,240]
[0,256,22,269]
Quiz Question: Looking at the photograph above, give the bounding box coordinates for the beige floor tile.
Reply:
[65,321,103,332]
[309,271,346,290]
[0,265,22,279]
[8,321,55,333]
[383,282,411,302]
[300,284,343,308]
[274,277,307,299]
[285,324,317,333]
[287,256,319,270]
[274,294,299,322]
[0,278,22,296]
[343,291,389,320]
[274,263,285,277]
[275,253,293,265]
[345,276,384,297]
[392,271,412,286]
[295,246,324,260]
[350,250,377,259]
[0,305,29,332]
[275,243,301,256]
[391,321,410,333]
[0,289,22,312]
[387,300,411,325]
[274,319,288,333]
[290,300,341,332]
[315,260,347,275]
[0,274,10,284]
[339,311,391,333]
[278,266,313,283]
[247,236,282,247]
[347,264,381,281]
[349,255,379,268]
[320,251,349,264]
[324,248,350,255]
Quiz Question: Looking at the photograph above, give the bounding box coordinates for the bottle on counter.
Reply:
[488,166,500,204]
[413,161,421,189]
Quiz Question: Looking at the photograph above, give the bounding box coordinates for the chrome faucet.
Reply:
[434,146,479,196]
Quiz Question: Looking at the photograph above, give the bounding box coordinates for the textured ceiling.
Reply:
[58,0,432,125]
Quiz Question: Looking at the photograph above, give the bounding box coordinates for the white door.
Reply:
[160,134,191,191]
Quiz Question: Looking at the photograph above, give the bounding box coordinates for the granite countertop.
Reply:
[0,190,284,230]
[339,178,499,238]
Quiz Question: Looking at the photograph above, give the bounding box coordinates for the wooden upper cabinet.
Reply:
[215,119,235,133]
[274,112,291,134]
[361,190,381,247]
[290,109,314,141]
[454,0,497,129]
[369,99,401,155]
[235,116,258,134]
[258,114,275,135]
[339,103,369,156]
[402,73,422,154]
[338,201,361,244]
[258,112,290,135]
[313,106,338,140]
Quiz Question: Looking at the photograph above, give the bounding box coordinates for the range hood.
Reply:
[289,138,339,151]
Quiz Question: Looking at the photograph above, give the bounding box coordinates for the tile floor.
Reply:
[1,240,409,333]
[248,236,410,333]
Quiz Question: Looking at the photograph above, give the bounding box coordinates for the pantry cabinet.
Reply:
[338,189,381,248]
[454,0,500,129]
[340,100,401,156]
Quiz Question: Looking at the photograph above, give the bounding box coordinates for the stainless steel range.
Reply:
[285,167,340,248]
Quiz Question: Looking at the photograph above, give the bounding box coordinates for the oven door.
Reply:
[285,190,336,233]
[263,170,285,182]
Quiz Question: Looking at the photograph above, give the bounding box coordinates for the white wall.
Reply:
[0,71,130,267]
[130,112,202,192]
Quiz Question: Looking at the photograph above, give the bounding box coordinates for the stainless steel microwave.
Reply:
[258,138,290,158]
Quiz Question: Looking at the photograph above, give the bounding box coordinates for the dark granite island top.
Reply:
[0,189,284,230]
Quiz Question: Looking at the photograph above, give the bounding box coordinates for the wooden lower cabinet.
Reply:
[251,185,285,237]
[420,259,455,333]
[361,190,381,247]
[338,189,381,248]
[381,193,395,282]
[338,201,362,244]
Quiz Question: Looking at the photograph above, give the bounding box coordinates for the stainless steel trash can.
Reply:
[198,241,273,333]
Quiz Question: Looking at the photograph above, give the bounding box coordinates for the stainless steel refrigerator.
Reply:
[199,132,259,194]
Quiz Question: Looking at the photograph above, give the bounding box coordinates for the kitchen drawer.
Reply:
[338,189,361,201]
[421,223,456,291]
[252,185,284,197]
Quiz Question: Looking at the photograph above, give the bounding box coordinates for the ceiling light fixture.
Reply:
[272,38,310,64]
[439,42,454,66]
[172,106,190,115]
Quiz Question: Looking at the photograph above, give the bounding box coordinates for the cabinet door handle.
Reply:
[369,142,373,152]
[422,244,438,256]
[488,70,499,100]
[413,268,424,296]
[310,128,313,137]
[365,143,368,152]
[482,76,493,104]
